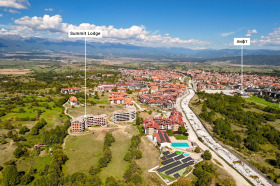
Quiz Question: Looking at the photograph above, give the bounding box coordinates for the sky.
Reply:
[0,0,280,49]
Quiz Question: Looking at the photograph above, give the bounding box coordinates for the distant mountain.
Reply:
[208,55,280,66]
[0,35,280,65]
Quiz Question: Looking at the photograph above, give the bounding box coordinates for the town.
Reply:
[0,60,279,186]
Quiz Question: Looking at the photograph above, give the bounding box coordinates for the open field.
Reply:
[246,96,280,109]
[0,68,30,74]
[17,155,52,172]
[0,140,16,166]
[99,129,130,182]
[63,132,104,175]
[136,137,163,185]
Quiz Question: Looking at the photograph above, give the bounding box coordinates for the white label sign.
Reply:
[68,30,102,38]
[234,38,250,45]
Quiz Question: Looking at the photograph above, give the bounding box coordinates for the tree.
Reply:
[105,176,117,186]
[89,166,100,175]
[244,135,260,152]
[136,116,142,126]
[276,153,280,168]
[13,146,28,158]
[203,150,212,160]
[131,173,143,185]
[19,126,30,135]
[178,126,187,134]
[126,89,133,94]
[194,147,201,153]
[166,129,174,136]
[112,87,118,92]
[3,165,20,186]
[94,91,100,100]
[88,175,102,186]
[21,173,34,185]
[135,150,142,159]
[221,178,235,186]
[124,151,133,161]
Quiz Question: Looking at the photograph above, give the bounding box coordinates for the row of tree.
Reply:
[89,132,115,175]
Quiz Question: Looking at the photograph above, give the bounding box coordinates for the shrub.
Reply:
[203,150,212,160]
[194,147,201,153]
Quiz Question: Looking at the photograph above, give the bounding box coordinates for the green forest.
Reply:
[195,91,280,183]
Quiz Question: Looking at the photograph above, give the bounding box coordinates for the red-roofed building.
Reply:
[124,98,134,108]
[109,92,128,104]
[117,87,126,93]
[143,110,185,135]
[69,96,78,106]
[153,131,171,147]
[139,88,149,95]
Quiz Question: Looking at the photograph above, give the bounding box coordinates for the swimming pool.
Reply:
[171,142,189,147]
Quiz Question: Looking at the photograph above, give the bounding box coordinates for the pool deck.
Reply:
[169,136,201,161]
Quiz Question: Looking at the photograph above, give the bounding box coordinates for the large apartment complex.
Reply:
[143,110,185,135]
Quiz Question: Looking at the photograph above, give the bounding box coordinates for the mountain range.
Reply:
[0,35,280,65]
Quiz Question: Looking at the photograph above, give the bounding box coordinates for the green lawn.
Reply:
[40,109,67,129]
[63,133,104,175]
[174,135,188,140]
[245,96,280,109]
[17,155,52,172]
[0,112,36,121]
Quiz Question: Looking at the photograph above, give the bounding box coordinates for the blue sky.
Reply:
[0,0,280,49]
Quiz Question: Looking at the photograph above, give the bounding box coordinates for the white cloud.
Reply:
[252,28,280,47]
[0,0,30,9]
[45,8,53,12]
[5,14,210,48]
[221,32,234,37]
[246,29,257,37]
[0,14,3,17]
[14,14,68,32]
[1,28,7,32]
[4,8,20,14]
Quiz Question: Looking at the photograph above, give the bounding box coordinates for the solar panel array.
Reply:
[166,153,177,159]
[181,157,192,163]
[173,173,180,178]
[174,154,185,160]
[158,132,165,142]
[163,151,170,155]
[165,163,191,175]
[162,158,174,165]
[163,132,171,143]
[159,151,195,178]
[157,161,181,172]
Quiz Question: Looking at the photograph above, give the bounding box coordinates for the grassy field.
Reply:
[63,132,104,175]
[136,137,164,185]
[246,96,280,109]
[17,155,52,172]
[99,129,130,182]
[63,127,134,182]
[0,140,16,166]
